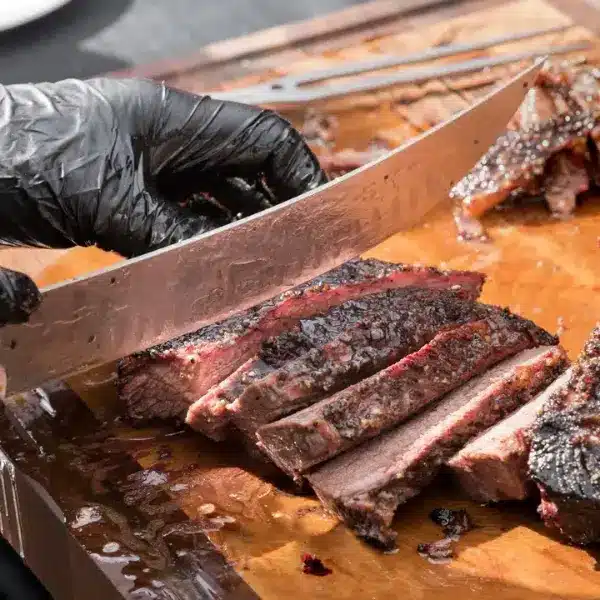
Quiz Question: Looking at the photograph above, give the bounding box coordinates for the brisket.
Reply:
[118,260,485,424]
[257,313,557,478]
[529,326,600,545]
[217,288,495,440]
[308,345,567,550]
[542,151,590,217]
[187,357,274,440]
[448,368,571,503]
[450,61,600,240]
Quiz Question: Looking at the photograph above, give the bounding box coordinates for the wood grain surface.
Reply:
[3,0,600,598]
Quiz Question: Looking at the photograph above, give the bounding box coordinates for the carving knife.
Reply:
[0,60,543,395]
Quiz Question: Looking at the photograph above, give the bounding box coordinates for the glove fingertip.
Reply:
[0,269,42,327]
[265,126,329,202]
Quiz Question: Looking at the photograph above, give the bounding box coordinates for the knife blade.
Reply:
[0,60,543,395]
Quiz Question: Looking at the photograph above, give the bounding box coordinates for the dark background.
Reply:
[1,0,367,84]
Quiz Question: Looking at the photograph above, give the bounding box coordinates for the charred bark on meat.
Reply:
[451,61,600,240]
[529,326,600,545]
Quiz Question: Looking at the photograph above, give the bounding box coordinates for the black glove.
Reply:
[0,78,327,326]
[0,535,52,600]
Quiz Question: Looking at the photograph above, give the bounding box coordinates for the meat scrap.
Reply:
[308,345,567,550]
[299,110,390,179]
[448,369,572,503]
[529,326,600,545]
[451,61,600,240]
[417,538,454,564]
[118,259,484,430]
[301,553,332,576]
[429,507,473,540]
[300,109,337,148]
[417,508,474,564]
[257,313,557,478]
[318,146,390,178]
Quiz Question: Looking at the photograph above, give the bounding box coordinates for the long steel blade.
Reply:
[0,60,543,395]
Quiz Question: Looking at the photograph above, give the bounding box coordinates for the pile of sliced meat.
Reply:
[116,257,592,549]
[451,60,600,240]
[118,259,486,432]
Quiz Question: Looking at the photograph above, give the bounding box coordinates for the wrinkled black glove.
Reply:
[0,78,327,326]
[0,535,52,600]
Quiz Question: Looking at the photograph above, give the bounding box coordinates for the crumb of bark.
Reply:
[416,538,454,564]
[418,508,474,563]
[429,508,474,539]
[301,553,332,576]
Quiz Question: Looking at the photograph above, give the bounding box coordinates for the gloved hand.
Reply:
[0,78,327,327]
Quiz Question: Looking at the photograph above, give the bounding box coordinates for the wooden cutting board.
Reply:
[3,0,600,598]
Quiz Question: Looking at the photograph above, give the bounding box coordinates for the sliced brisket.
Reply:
[450,61,600,240]
[529,326,600,545]
[448,368,571,503]
[187,287,481,439]
[217,288,494,440]
[187,357,274,440]
[257,312,557,478]
[308,345,567,550]
[118,260,484,424]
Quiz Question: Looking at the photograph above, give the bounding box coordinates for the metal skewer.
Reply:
[210,40,591,105]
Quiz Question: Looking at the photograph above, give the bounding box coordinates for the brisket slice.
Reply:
[187,287,481,440]
[448,368,571,503]
[257,312,557,478]
[217,289,502,439]
[529,326,600,545]
[187,357,273,440]
[308,345,567,550]
[118,259,485,423]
